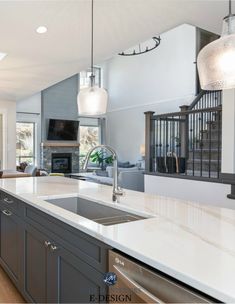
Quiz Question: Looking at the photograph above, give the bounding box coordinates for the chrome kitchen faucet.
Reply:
[82,145,124,202]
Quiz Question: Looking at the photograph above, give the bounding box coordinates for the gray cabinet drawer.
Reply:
[24,206,110,273]
[23,222,107,304]
[48,238,107,303]
[0,190,20,215]
[23,223,48,303]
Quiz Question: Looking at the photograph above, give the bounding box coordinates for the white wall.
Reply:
[145,175,235,209]
[17,93,41,114]
[16,93,41,167]
[0,101,16,170]
[103,24,196,163]
[106,97,192,163]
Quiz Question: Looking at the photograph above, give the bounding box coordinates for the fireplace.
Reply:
[51,153,72,173]
[41,142,79,173]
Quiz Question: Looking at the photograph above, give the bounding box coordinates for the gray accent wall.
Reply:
[41,74,79,141]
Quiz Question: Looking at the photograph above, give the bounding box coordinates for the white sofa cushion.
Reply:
[106,166,139,178]
[78,172,113,185]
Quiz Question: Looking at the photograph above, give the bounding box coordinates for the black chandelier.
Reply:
[118,36,161,56]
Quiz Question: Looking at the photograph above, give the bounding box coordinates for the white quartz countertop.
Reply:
[0,176,234,302]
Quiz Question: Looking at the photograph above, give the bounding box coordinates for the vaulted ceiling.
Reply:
[0,0,231,101]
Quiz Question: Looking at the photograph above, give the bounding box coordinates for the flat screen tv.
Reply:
[47,119,79,141]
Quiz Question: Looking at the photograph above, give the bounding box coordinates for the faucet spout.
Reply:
[82,145,124,202]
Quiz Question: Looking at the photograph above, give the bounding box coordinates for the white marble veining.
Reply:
[0,176,235,302]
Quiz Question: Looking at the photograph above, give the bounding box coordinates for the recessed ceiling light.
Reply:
[0,53,7,61]
[36,26,47,34]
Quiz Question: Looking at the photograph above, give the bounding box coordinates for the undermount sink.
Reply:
[45,196,147,226]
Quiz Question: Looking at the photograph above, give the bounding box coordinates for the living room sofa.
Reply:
[78,166,144,192]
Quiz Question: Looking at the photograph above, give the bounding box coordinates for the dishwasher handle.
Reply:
[113,265,165,304]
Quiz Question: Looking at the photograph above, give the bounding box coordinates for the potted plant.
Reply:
[90,151,113,170]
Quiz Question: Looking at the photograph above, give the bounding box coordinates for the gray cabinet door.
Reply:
[47,243,107,303]
[23,223,48,303]
[0,208,22,283]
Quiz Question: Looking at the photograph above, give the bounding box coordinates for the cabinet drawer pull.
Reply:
[3,198,13,204]
[44,241,51,248]
[2,210,12,216]
[50,244,58,251]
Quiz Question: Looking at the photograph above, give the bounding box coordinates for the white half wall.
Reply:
[104,24,197,163]
[221,89,235,174]
[0,101,16,170]
[145,175,235,209]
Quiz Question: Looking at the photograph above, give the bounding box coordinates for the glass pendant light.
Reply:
[77,0,108,115]
[197,0,235,90]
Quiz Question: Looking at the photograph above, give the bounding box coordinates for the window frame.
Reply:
[16,121,36,166]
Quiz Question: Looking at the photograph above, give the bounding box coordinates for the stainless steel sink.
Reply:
[93,214,144,225]
[45,196,147,226]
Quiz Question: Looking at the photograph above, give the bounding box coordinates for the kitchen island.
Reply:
[0,176,234,302]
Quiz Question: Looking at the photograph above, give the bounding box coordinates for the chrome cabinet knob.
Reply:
[44,241,51,248]
[50,244,58,251]
[3,198,13,204]
[2,209,12,216]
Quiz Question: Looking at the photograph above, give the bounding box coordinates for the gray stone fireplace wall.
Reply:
[41,144,79,173]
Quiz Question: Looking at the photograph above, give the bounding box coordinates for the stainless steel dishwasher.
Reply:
[108,250,214,303]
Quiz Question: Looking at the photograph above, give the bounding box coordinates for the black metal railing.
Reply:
[145,90,222,180]
[189,90,222,110]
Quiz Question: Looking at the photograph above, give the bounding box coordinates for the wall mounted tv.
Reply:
[47,119,79,141]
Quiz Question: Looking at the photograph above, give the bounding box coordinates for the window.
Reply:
[79,67,101,89]
[16,122,36,165]
[79,126,99,154]
[79,125,100,168]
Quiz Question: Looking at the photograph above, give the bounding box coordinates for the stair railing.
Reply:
[189,90,222,110]
[145,90,222,180]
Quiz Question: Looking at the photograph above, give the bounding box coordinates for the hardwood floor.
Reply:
[0,266,25,303]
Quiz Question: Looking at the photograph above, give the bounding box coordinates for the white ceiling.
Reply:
[0,0,232,101]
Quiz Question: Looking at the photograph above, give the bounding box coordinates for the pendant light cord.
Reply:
[228,0,233,35]
[91,0,94,77]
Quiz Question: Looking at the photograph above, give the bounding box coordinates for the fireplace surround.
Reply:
[40,142,80,173]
